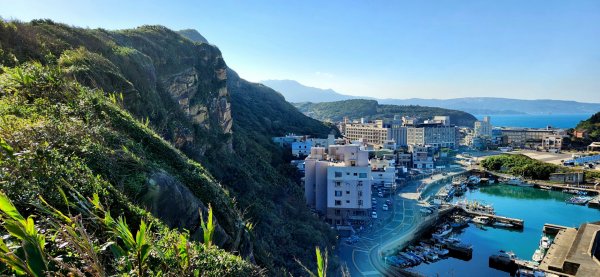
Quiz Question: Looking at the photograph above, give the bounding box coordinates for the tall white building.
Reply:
[304,144,372,225]
[474,116,493,138]
[406,123,458,149]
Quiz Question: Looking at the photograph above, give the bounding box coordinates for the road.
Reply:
[337,170,463,276]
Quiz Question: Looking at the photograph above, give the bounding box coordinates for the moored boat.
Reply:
[493,221,514,228]
[472,216,490,225]
[540,236,550,249]
[532,248,544,262]
[432,224,452,239]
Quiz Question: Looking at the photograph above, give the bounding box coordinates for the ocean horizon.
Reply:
[475,113,592,129]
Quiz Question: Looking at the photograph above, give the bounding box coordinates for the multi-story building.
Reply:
[406,123,458,149]
[387,119,407,147]
[500,127,566,146]
[370,157,396,193]
[474,116,493,138]
[291,134,337,157]
[542,135,563,152]
[409,145,434,169]
[304,144,372,225]
[343,120,389,146]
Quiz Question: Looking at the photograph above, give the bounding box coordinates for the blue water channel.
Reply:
[409,182,600,276]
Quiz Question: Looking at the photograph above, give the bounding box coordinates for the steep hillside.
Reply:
[0,20,336,275]
[575,112,600,141]
[295,99,477,127]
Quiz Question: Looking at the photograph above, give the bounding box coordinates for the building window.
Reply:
[335,191,342,197]
[353,172,358,176]
[358,181,363,186]
[335,171,342,178]
[346,191,350,194]
[335,209,340,215]
[335,200,341,206]
[359,173,367,178]
[358,191,363,196]
[346,200,350,203]
[358,200,363,206]
[335,181,341,187]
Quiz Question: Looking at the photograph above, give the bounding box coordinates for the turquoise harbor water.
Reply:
[410,183,600,276]
[475,114,591,129]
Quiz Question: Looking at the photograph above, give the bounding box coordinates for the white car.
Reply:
[382,204,389,211]
[371,211,378,219]
[378,192,384,197]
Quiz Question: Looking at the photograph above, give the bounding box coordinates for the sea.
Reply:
[410,183,600,276]
[475,114,592,129]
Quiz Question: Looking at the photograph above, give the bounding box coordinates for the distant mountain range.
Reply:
[262,79,600,115]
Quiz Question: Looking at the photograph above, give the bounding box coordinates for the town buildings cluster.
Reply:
[272,114,581,226]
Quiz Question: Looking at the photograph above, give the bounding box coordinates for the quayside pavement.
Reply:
[337,170,465,277]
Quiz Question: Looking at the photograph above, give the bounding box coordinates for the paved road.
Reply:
[337,171,462,276]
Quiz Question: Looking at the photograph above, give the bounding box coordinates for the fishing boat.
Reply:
[445,241,473,255]
[456,199,495,214]
[432,224,452,239]
[532,248,544,262]
[507,177,524,185]
[493,221,514,228]
[539,185,552,190]
[566,196,592,205]
[450,216,469,229]
[540,236,550,249]
[472,216,490,225]
[497,250,517,261]
[467,175,481,185]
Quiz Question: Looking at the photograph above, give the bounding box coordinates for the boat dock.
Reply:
[456,207,524,229]
[543,223,568,235]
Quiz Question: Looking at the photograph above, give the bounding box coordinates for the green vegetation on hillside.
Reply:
[294,99,477,127]
[480,154,559,180]
[0,62,260,276]
[575,111,600,141]
[1,20,336,275]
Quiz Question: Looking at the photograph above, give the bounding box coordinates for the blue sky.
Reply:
[2,0,600,102]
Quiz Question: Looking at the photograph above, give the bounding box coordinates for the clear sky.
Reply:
[2,0,600,102]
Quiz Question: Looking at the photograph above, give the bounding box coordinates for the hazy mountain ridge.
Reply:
[265,79,600,115]
[294,99,478,127]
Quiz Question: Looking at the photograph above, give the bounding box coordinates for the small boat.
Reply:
[424,251,439,261]
[497,250,517,261]
[451,217,469,229]
[539,185,552,190]
[432,224,452,239]
[472,216,490,225]
[434,247,449,256]
[507,177,524,186]
[493,221,514,228]
[468,175,481,185]
[540,236,550,249]
[566,196,592,205]
[532,248,544,262]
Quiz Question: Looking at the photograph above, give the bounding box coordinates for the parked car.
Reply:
[386,199,392,205]
[382,204,389,211]
[378,191,384,197]
[371,211,378,219]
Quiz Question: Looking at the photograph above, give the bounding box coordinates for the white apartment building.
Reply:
[304,144,372,225]
[409,145,434,169]
[370,157,396,193]
[474,116,493,138]
[406,123,458,149]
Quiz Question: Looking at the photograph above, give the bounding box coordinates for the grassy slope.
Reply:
[0,62,259,275]
[1,20,337,275]
[295,99,478,127]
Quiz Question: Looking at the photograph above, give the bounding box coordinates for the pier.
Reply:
[543,223,568,235]
[456,206,524,229]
